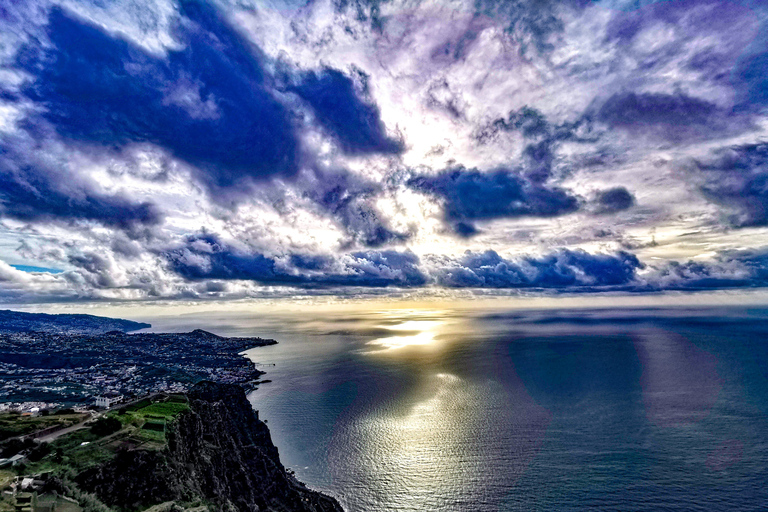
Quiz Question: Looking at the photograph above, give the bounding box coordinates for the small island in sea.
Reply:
[0,310,342,512]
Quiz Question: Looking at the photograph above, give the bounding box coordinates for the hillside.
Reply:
[0,310,151,334]
[2,383,343,512]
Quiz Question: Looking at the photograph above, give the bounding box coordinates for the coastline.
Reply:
[0,326,344,512]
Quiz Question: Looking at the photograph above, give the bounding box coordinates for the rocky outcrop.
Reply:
[77,382,343,512]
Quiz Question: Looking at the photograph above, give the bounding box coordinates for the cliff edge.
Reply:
[76,382,343,512]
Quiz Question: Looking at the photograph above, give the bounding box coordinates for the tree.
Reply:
[28,442,51,462]
[90,417,121,437]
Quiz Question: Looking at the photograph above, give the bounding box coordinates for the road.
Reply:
[35,393,163,443]
[36,416,94,443]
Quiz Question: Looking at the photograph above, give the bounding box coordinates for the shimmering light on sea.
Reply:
[141,306,768,512]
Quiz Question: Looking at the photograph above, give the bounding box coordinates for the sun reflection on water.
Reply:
[366,317,447,351]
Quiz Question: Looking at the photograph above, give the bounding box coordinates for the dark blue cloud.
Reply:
[479,106,600,182]
[290,68,402,155]
[165,235,426,288]
[603,0,761,112]
[593,187,635,214]
[408,167,579,236]
[597,92,722,133]
[494,106,549,138]
[474,0,591,54]
[0,141,162,230]
[643,251,768,291]
[430,26,483,66]
[333,0,387,31]
[604,0,748,42]
[696,142,768,227]
[307,169,408,247]
[437,249,642,289]
[16,2,299,190]
[735,46,768,109]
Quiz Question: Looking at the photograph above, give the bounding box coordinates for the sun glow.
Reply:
[367,318,445,350]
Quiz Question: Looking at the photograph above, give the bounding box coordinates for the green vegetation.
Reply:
[135,402,189,419]
[0,412,86,442]
[141,421,165,433]
[90,418,121,437]
[27,442,51,462]
[120,399,152,413]
[0,395,195,512]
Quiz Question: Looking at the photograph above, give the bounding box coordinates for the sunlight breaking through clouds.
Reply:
[1,0,768,303]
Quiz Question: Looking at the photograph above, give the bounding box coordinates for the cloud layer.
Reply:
[1,0,768,302]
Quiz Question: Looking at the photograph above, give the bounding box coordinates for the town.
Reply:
[0,328,279,512]
[0,329,277,407]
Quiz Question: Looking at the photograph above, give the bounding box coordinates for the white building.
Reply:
[94,395,123,408]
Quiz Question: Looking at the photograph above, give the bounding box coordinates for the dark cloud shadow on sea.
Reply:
[634,329,722,427]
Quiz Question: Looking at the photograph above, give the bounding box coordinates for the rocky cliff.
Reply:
[76,382,343,512]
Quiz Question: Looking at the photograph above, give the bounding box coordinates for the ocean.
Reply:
[143,306,768,511]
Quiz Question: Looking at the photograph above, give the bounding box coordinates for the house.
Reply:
[93,394,123,409]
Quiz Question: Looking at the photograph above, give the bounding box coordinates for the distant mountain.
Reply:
[0,309,151,334]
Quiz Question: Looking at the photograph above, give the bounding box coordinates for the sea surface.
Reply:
[143,306,768,511]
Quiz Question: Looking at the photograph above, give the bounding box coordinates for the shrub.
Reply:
[1,437,35,457]
[28,442,52,462]
[90,418,121,437]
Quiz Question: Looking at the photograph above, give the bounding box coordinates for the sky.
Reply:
[2,0,768,304]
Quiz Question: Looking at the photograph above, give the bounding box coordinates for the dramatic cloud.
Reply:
[408,167,580,236]
[593,187,635,215]
[474,0,591,54]
[289,68,403,155]
[696,143,768,227]
[642,251,768,291]
[596,92,729,141]
[303,169,409,247]
[165,235,427,288]
[0,137,162,230]
[479,106,601,185]
[16,4,299,190]
[0,0,768,302]
[437,249,641,289]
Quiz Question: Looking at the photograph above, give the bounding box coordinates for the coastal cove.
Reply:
[137,305,768,512]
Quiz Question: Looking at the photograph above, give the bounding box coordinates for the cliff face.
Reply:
[77,382,343,512]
